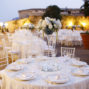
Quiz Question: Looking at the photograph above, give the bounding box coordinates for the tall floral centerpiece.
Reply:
[37,17,62,53]
[37,17,62,40]
[36,5,62,56]
[41,5,61,39]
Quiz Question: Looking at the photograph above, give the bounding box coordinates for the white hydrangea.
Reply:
[56,20,62,29]
[54,24,58,28]
[37,17,62,32]
[51,18,56,22]
[45,17,51,25]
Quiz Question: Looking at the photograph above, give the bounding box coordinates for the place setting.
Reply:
[5,64,24,72]
[72,68,89,77]
[45,74,70,84]
[15,72,36,81]
[35,55,51,62]
[15,58,31,64]
[71,60,87,67]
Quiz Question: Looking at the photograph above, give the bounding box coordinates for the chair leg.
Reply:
[11,53,13,63]
[0,79,2,89]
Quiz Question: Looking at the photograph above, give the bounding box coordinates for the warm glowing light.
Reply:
[81,22,86,27]
[24,20,31,26]
[24,23,29,26]
[0,22,3,26]
[68,21,73,27]
[5,23,8,27]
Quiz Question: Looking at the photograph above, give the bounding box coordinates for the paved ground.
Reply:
[56,44,89,64]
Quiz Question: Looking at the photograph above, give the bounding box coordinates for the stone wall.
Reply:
[6,15,89,32]
[19,9,45,19]
[62,16,89,30]
[6,16,41,32]
[6,18,30,32]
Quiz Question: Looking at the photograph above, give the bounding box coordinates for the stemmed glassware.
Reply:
[47,35,56,57]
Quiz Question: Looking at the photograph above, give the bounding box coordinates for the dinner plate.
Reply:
[36,56,49,61]
[71,60,87,67]
[15,74,35,81]
[45,74,69,84]
[72,69,89,76]
[6,65,23,71]
[16,59,30,64]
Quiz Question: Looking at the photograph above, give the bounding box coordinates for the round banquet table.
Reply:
[1,56,89,89]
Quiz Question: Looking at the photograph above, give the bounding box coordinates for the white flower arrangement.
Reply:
[22,23,35,30]
[36,17,62,34]
[28,23,35,29]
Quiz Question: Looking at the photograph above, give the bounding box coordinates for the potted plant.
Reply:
[80,31,89,49]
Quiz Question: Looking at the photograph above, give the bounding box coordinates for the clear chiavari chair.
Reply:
[0,50,9,70]
[61,47,75,58]
[0,49,9,89]
[2,38,20,63]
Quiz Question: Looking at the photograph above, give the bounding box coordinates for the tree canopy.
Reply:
[42,5,62,20]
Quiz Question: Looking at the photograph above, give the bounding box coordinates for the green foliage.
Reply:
[42,5,62,20]
[44,26,54,35]
[83,0,89,17]
[85,31,89,34]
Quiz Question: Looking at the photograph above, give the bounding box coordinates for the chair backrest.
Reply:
[2,38,12,51]
[0,50,8,70]
[2,39,6,48]
[61,47,75,57]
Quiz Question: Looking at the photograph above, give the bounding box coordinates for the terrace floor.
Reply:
[56,44,89,64]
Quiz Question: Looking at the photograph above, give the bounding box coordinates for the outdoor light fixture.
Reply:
[4,23,8,28]
[0,22,3,27]
[68,21,73,27]
[24,23,28,25]
[81,22,86,27]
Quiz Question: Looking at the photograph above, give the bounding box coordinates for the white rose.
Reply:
[48,24,53,29]
[54,24,58,28]
[45,17,50,20]
[56,20,62,29]
[45,17,51,25]
[51,18,56,22]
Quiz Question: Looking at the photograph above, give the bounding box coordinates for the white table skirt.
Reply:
[1,57,89,89]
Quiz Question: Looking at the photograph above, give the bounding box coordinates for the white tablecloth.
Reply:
[50,29,83,46]
[1,56,89,89]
